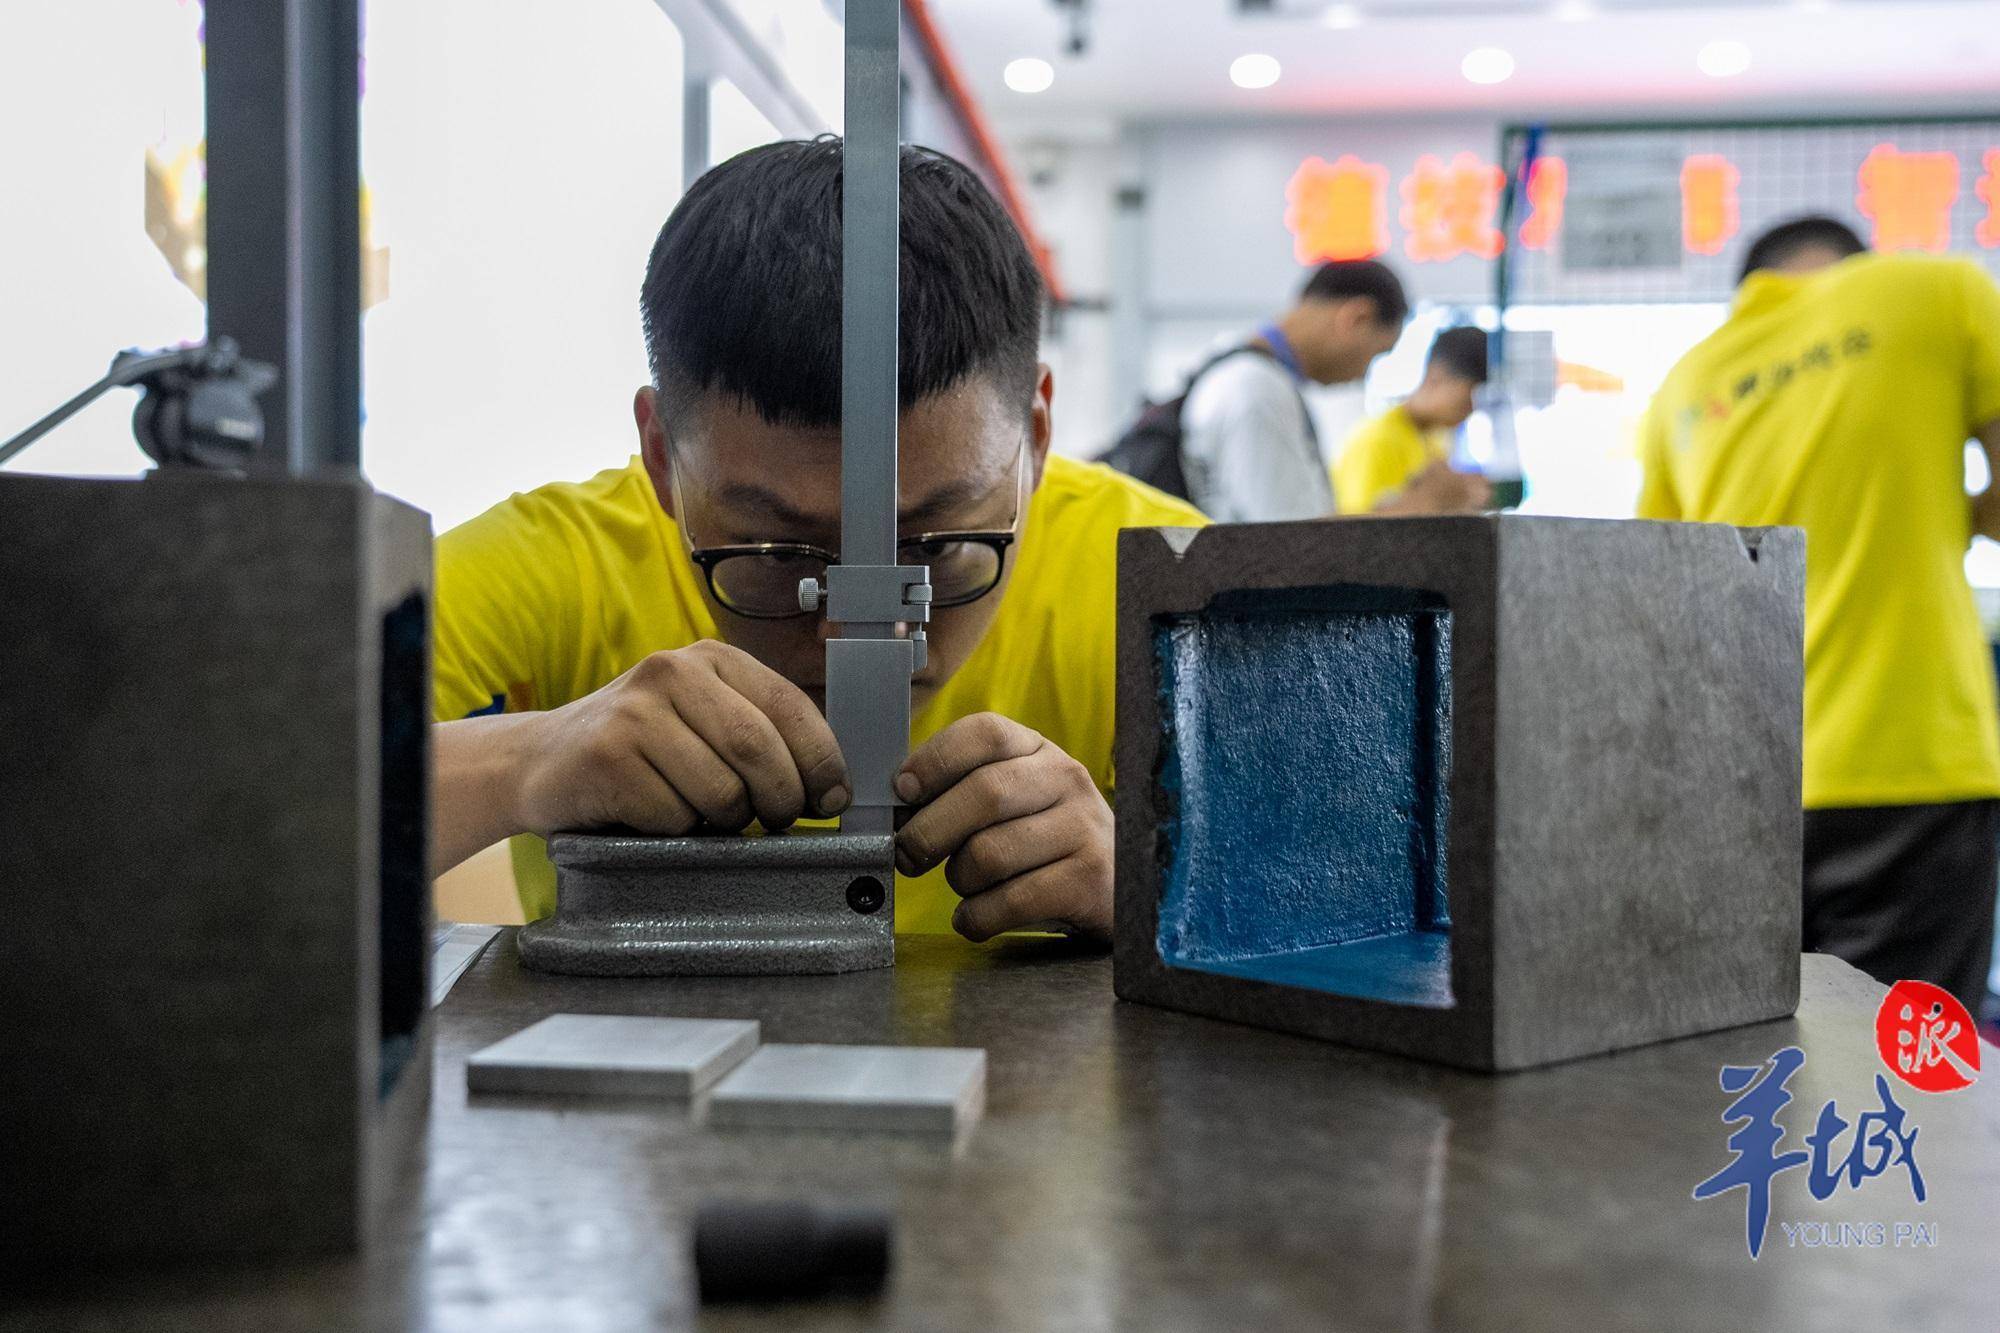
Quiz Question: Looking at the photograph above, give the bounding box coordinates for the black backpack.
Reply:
[1094,345,1310,502]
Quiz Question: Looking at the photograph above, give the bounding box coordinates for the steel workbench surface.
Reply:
[8,936,1998,1332]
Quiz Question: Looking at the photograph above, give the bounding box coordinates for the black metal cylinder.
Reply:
[693,1200,891,1303]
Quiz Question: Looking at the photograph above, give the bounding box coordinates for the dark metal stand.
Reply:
[0,340,276,472]
[0,0,433,1266]
[205,0,361,476]
[521,832,896,976]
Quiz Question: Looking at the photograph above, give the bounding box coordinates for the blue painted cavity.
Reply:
[1153,585,1453,1008]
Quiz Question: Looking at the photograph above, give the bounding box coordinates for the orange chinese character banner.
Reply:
[1856,144,1960,253]
[1494,121,2000,305]
[1518,157,1567,253]
[1681,155,1742,257]
[1973,150,2000,250]
[1259,121,2000,307]
[1285,155,1390,264]
[1400,152,1504,263]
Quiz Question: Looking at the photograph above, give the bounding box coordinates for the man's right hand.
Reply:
[511,640,851,839]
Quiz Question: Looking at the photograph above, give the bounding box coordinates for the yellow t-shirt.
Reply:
[1636,252,2000,809]
[1333,405,1449,514]
[433,452,1207,931]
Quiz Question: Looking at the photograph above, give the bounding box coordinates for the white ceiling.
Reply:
[928,0,2000,131]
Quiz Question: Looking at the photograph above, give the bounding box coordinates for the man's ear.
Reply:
[634,386,675,518]
[1029,363,1054,488]
[1334,297,1375,340]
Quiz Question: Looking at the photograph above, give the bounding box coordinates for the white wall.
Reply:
[1006,135,1124,460]
[1129,115,1501,409]
[0,3,207,479]
[1012,118,1502,466]
[710,76,784,165]
[0,2,686,536]
[719,0,843,129]
[362,0,686,532]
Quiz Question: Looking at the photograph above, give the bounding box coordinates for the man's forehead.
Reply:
[677,380,1022,526]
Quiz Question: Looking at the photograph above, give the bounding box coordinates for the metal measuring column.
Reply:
[807,0,931,843]
[518,0,919,977]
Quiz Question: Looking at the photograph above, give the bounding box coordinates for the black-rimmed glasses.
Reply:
[688,532,1016,620]
[672,448,1028,621]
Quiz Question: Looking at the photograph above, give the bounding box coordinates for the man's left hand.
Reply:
[892,713,1114,943]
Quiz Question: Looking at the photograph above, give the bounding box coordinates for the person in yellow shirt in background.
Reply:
[429,139,1203,941]
[1637,215,2000,1011]
[1333,326,1493,516]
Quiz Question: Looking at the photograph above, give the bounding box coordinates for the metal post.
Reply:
[823,0,928,839]
[683,76,711,187]
[205,0,362,476]
[840,0,901,596]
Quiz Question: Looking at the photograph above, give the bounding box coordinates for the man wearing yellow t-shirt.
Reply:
[1637,216,2000,1009]
[1333,326,1492,516]
[429,139,1203,942]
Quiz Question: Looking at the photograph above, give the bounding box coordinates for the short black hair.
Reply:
[642,137,1045,431]
[1427,326,1488,384]
[1738,216,1867,284]
[1299,260,1409,327]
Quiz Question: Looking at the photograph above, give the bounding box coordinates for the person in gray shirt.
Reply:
[1181,260,1408,523]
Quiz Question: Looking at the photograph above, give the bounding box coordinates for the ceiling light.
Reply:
[1002,57,1055,94]
[1697,38,1752,78]
[1230,53,1282,90]
[1552,0,1594,20]
[1461,47,1515,85]
[1321,3,1363,28]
